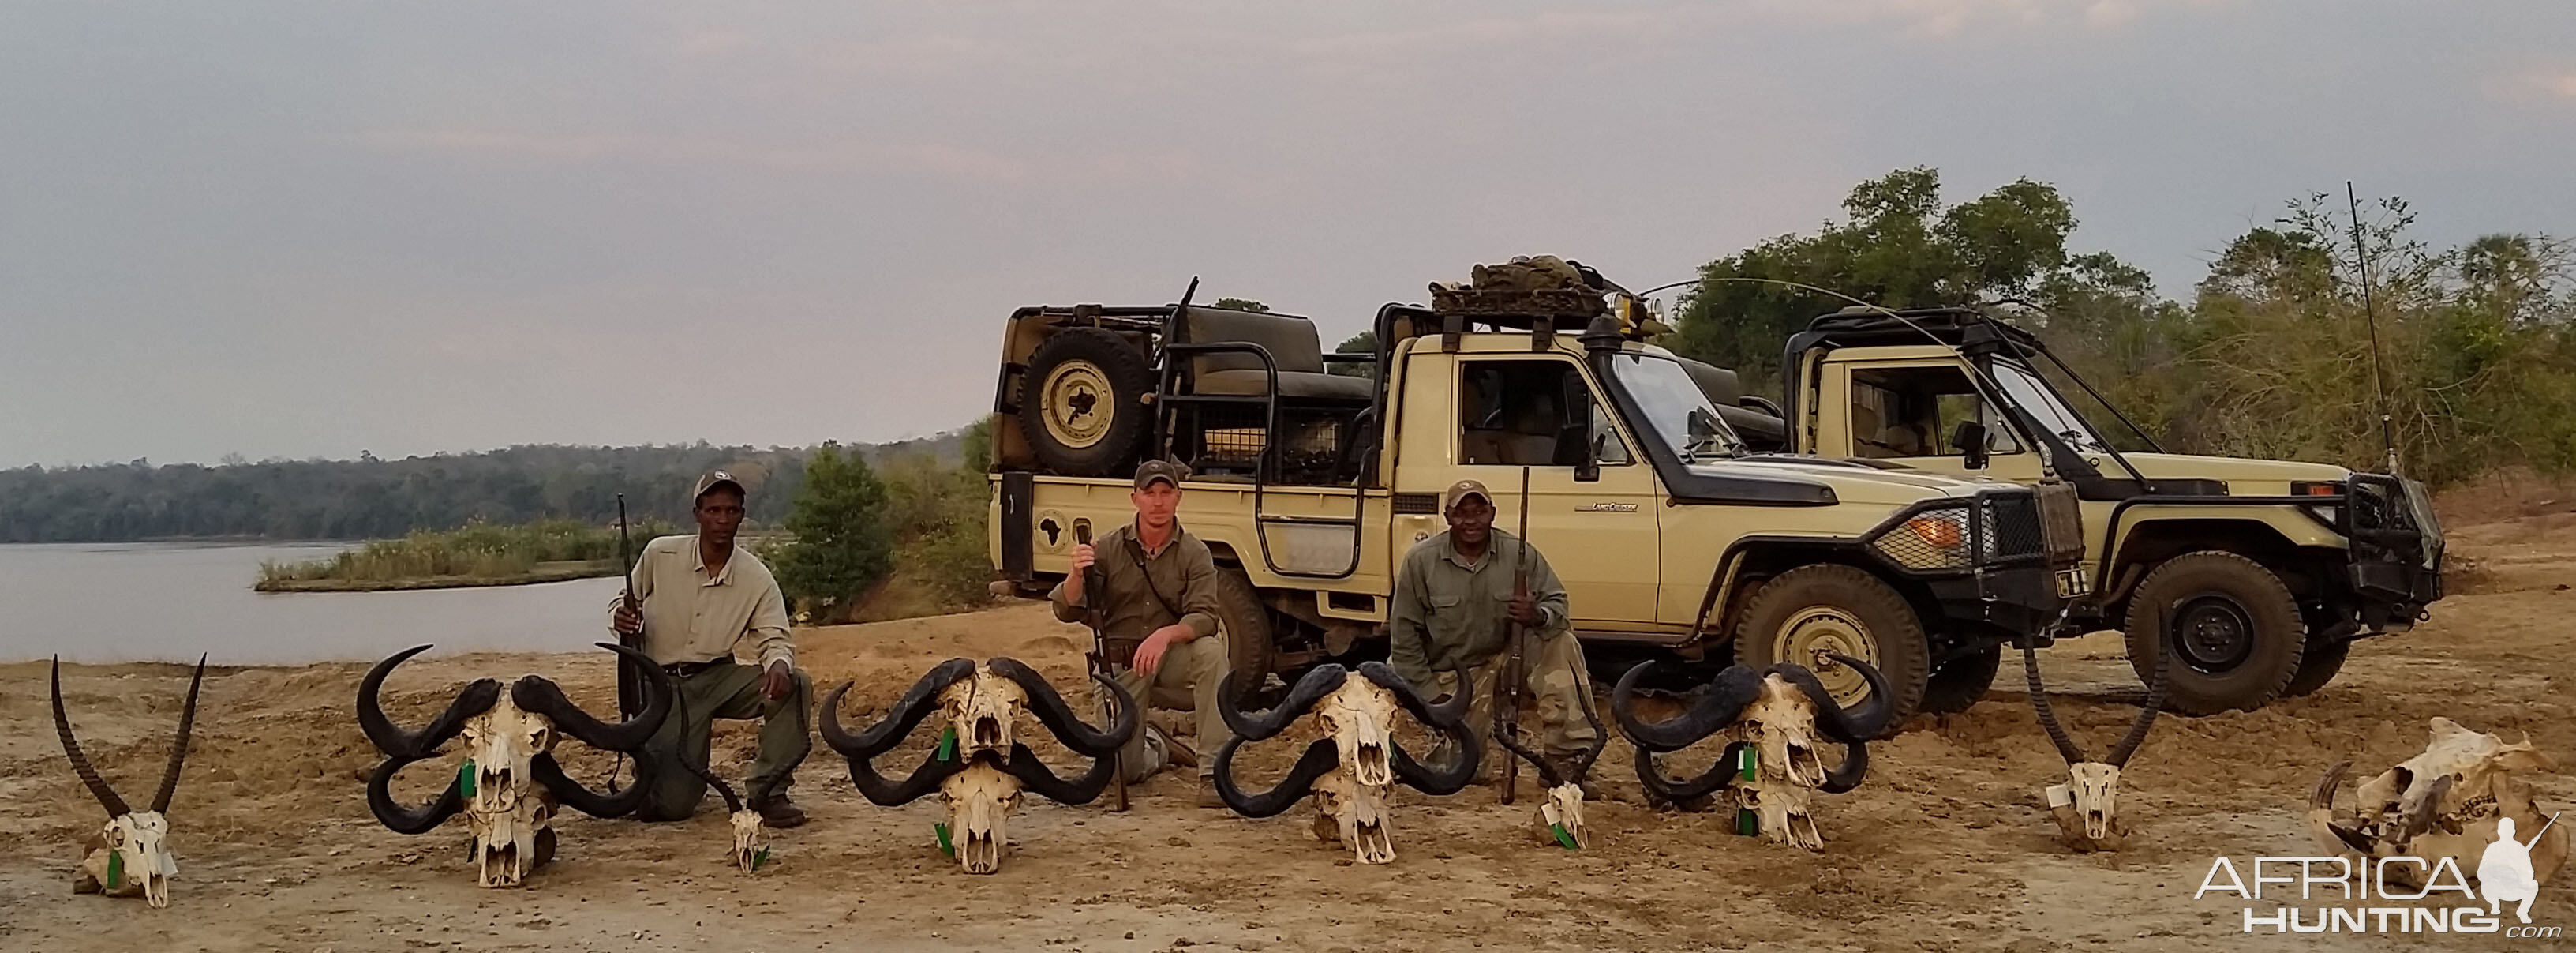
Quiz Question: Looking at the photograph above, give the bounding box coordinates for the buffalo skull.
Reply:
[357,643,672,887]
[2022,643,2163,850]
[51,655,206,908]
[1611,655,1892,851]
[1211,662,1480,865]
[2309,717,2565,891]
[822,657,1135,875]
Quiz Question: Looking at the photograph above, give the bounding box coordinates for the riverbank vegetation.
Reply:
[764,419,996,625]
[253,518,676,591]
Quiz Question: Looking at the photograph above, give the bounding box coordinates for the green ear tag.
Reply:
[1550,823,1577,850]
[937,726,957,763]
[934,822,954,857]
[752,846,772,871]
[459,759,477,798]
[105,851,123,891]
[1735,746,1758,837]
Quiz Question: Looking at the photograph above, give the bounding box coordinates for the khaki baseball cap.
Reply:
[1441,478,1492,512]
[692,470,746,503]
[1133,459,1191,491]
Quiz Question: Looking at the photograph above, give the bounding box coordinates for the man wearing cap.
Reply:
[608,471,811,827]
[1050,459,1234,808]
[1388,478,1599,779]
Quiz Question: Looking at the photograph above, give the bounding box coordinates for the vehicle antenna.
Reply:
[2346,182,2401,477]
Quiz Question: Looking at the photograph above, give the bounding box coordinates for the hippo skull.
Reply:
[2310,717,2566,889]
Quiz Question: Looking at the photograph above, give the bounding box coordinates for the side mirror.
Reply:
[1952,421,1990,470]
[1687,407,1717,445]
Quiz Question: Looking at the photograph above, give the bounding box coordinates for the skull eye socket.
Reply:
[527,727,552,750]
[108,827,127,846]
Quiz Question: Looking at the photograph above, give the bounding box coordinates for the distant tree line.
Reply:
[0,430,972,542]
[1669,168,2576,486]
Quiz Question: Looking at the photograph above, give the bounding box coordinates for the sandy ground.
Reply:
[4,509,2570,952]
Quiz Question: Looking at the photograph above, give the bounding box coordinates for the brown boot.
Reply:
[754,794,808,829]
[1195,776,1227,809]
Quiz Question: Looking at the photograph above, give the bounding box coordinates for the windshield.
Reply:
[1607,351,1743,463]
[1991,361,2115,455]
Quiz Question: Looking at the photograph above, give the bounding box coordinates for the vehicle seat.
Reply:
[1493,392,1559,465]
[1182,307,1376,402]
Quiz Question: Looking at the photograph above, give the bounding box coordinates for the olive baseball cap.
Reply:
[1133,459,1191,491]
[692,470,746,503]
[1442,478,1493,512]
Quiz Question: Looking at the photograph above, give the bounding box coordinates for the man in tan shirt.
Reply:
[1050,459,1234,808]
[610,471,810,827]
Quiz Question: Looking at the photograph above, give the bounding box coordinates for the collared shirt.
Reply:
[1048,520,1221,643]
[1387,528,1570,688]
[608,534,795,670]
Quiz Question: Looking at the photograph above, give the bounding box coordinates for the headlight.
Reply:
[1906,514,1966,549]
[1872,508,1973,571]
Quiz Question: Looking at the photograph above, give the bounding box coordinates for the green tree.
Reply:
[1331,330,1377,378]
[1212,297,1271,312]
[770,441,894,623]
[1668,167,2146,392]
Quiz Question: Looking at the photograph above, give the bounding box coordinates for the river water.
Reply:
[0,542,626,664]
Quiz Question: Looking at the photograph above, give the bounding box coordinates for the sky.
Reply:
[5,1,2571,468]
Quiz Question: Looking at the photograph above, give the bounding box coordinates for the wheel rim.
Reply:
[1771,606,1879,707]
[2170,593,2256,673]
[1039,360,1115,449]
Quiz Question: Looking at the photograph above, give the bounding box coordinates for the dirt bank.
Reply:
[3,511,2568,952]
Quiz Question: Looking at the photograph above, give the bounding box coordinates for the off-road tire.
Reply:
[1731,565,1930,735]
[2281,636,2351,697]
[1917,643,2002,715]
[1019,327,1155,478]
[2121,551,2305,715]
[1210,567,1273,698]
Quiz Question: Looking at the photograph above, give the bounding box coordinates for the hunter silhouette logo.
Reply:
[2479,813,2554,925]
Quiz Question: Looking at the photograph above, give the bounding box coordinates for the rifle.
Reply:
[1496,467,1533,805]
[608,493,642,792]
[1073,520,1129,812]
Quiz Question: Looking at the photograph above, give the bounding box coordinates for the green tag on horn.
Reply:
[106,851,123,891]
[936,726,957,763]
[459,759,477,798]
[934,822,954,857]
[752,846,771,871]
[1550,823,1577,850]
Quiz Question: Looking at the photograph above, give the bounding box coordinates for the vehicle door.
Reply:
[1448,355,1662,629]
[1823,358,2042,482]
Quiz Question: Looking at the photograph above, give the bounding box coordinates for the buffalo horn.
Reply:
[508,643,672,752]
[818,657,976,760]
[990,658,1136,757]
[1211,737,1338,818]
[355,644,500,759]
[1612,661,1760,753]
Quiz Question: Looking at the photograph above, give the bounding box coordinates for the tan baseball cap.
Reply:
[692,470,746,503]
[1442,478,1492,512]
[1133,459,1192,491]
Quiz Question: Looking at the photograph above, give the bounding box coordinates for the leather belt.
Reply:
[664,659,726,678]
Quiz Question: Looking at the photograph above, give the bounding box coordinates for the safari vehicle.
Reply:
[1698,306,2444,715]
[984,281,2086,726]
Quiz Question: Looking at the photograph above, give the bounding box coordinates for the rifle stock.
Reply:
[1074,521,1129,812]
[1497,467,1533,805]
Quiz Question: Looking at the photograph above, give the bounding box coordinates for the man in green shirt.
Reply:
[1050,459,1234,808]
[1388,478,1600,779]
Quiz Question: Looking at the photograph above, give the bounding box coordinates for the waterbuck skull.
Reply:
[1211,662,1480,865]
[1493,662,1608,849]
[822,657,1134,875]
[2023,644,2163,851]
[51,655,205,908]
[358,643,671,887]
[2308,717,2566,889]
[1611,655,1890,851]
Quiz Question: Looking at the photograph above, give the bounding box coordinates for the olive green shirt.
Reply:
[608,534,795,670]
[1387,529,1570,688]
[1048,521,1222,643]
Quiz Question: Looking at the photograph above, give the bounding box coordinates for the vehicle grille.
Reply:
[1982,492,2046,562]
[1868,490,2049,573]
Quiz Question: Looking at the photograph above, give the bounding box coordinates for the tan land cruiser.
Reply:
[1694,306,2444,715]
[983,283,2086,726]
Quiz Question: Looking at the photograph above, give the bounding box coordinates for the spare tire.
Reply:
[1020,327,1155,477]
[1208,568,1275,698]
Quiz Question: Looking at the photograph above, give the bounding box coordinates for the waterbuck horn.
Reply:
[1212,737,1339,817]
[1001,741,1118,805]
[149,654,208,815]
[678,749,746,814]
[2021,646,2090,766]
[509,643,673,752]
[1612,661,1760,752]
[1777,654,1896,742]
[820,657,976,760]
[355,644,500,759]
[990,658,1136,757]
[534,749,653,819]
[51,657,131,818]
[1219,664,1346,742]
[366,752,465,835]
[1495,719,1568,787]
[2102,638,2169,768]
[1637,741,1752,805]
